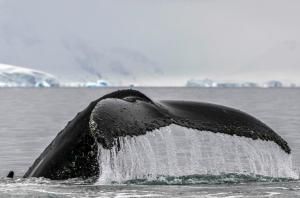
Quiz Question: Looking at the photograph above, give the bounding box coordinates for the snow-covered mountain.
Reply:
[0,64,59,87]
[0,0,164,86]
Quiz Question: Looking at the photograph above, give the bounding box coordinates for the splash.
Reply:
[96,124,298,184]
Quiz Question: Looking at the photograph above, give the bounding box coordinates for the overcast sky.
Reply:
[0,0,299,86]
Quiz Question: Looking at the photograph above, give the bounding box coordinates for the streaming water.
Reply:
[97,124,298,184]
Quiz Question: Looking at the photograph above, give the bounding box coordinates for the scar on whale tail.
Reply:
[23,89,291,180]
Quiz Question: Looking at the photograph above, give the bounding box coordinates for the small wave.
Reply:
[120,173,296,185]
[0,176,298,198]
[0,173,296,187]
[0,176,96,186]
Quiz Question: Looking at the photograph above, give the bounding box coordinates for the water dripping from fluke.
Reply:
[96,124,298,184]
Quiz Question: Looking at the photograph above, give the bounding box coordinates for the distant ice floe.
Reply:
[61,80,111,88]
[60,80,140,88]
[186,79,218,88]
[0,64,59,87]
[186,79,297,88]
[263,80,283,88]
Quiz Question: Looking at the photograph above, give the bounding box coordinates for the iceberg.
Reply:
[186,79,217,87]
[263,81,283,88]
[61,80,111,88]
[186,79,241,88]
[85,80,111,87]
[185,79,292,88]
[217,82,241,88]
[241,82,259,88]
[0,64,59,87]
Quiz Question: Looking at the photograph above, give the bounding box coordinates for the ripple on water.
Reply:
[0,176,300,198]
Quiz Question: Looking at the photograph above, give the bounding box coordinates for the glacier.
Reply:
[0,64,59,87]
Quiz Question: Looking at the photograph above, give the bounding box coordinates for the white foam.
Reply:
[96,124,298,184]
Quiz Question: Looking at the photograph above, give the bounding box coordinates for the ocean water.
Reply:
[0,87,300,197]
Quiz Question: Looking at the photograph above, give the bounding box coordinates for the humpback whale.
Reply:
[24,89,293,181]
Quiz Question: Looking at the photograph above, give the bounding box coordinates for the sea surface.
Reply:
[0,87,300,197]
